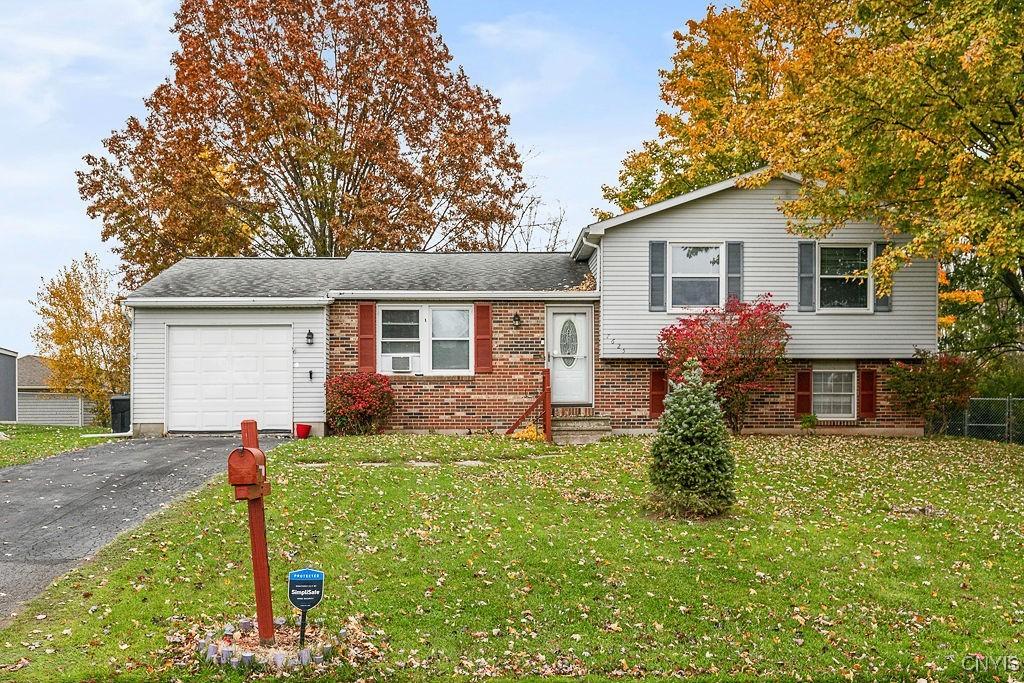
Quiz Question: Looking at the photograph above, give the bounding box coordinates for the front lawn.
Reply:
[0,424,112,468]
[0,434,1020,681]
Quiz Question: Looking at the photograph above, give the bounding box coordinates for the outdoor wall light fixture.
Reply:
[511,313,522,329]
[306,329,314,345]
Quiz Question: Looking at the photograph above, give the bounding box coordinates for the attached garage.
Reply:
[166,325,293,431]
[124,258,340,436]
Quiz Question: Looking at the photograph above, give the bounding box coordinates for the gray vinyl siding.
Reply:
[130,307,328,427]
[83,398,99,426]
[598,178,938,359]
[587,249,600,282]
[0,354,14,422]
[17,390,84,426]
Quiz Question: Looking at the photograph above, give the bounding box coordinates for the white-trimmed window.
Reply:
[818,244,871,311]
[812,365,856,419]
[670,243,722,309]
[379,304,473,375]
[430,307,471,371]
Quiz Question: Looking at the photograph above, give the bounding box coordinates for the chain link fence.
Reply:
[936,397,1024,443]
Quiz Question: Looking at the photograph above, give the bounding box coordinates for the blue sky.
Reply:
[0,0,703,354]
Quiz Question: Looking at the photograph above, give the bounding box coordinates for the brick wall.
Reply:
[741,360,923,433]
[328,300,549,432]
[328,300,922,435]
[590,305,662,430]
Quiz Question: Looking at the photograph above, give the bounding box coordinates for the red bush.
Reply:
[325,372,396,435]
[658,295,791,432]
[887,350,978,433]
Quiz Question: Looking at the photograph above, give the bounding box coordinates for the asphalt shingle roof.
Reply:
[17,355,51,388]
[130,252,592,299]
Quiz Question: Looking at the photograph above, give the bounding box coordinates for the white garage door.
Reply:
[166,326,293,431]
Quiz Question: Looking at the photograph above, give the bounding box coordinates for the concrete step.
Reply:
[551,415,612,445]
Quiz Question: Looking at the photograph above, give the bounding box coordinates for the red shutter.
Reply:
[357,301,376,372]
[859,369,877,419]
[650,369,668,418]
[474,303,493,373]
[794,370,813,416]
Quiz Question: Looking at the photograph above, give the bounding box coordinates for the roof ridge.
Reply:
[178,256,349,261]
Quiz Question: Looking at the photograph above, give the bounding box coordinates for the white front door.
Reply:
[547,308,592,405]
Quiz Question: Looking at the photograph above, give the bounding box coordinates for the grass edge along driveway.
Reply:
[0,433,1019,682]
[0,424,112,468]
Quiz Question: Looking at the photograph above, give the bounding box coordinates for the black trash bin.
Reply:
[110,395,130,434]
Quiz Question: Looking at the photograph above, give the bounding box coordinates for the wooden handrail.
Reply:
[505,368,553,442]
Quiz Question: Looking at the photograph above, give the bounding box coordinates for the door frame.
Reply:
[544,305,594,406]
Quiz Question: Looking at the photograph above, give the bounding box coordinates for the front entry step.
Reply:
[551,415,612,445]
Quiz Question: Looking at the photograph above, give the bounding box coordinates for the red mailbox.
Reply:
[228,446,266,485]
[228,446,270,500]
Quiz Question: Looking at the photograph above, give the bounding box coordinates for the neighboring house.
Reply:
[16,355,98,426]
[0,348,15,423]
[124,171,937,438]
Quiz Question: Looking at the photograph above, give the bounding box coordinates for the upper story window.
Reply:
[819,245,870,310]
[671,244,722,309]
[379,305,472,375]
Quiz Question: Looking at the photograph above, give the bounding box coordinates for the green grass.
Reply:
[0,423,112,467]
[0,434,1021,681]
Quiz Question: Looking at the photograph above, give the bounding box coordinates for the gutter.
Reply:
[124,297,332,308]
[327,290,600,301]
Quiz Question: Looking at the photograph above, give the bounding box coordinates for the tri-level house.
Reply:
[125,172,937,439]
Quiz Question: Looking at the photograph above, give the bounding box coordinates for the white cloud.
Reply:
[464,14,602,115]
[0,0,175,123]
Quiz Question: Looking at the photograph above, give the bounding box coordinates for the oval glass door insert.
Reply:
[559,319,578,367]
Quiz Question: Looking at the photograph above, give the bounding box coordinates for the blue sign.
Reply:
[287,568,324,611]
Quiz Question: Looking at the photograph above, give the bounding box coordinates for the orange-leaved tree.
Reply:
[32,254,130,425]
[598,4,787,218]
[79,0,529,288]
[740,0,1024,299]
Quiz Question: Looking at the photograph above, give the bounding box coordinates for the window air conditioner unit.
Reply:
[391,355,412,373]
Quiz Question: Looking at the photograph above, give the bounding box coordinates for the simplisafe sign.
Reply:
[287,568,324,611]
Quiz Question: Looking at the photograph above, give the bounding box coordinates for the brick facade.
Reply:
[741,360,923,434]
[329,300,550,433]
[328,300,922,435]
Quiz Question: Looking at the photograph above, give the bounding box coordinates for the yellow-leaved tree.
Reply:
[32,254,130,426]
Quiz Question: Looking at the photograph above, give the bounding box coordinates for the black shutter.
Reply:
[726,242,743,302]
[798,241,816,311]
[874,242,892,312]
[649,241,666,311]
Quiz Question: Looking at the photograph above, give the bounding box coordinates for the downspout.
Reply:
[582,238,601,288]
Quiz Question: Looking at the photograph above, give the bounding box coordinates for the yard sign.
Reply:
[287,568,324,649]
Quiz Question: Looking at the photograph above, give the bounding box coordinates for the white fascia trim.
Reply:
[329,290,600,301]
[570,167,803,258]
[124,297,331,308]
[0,347,16,357]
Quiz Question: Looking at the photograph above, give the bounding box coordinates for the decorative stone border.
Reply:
[166,613,383,674]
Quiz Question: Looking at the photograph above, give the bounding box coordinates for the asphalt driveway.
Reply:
[0,435,285,621]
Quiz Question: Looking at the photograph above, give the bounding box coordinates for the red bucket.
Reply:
[294,423,312,439]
